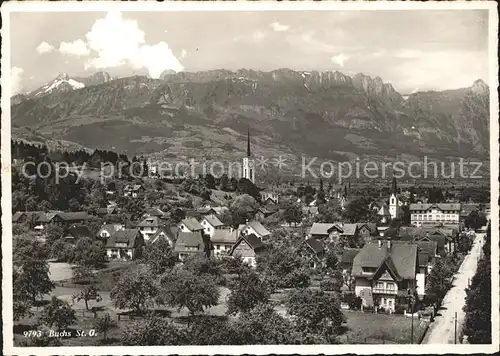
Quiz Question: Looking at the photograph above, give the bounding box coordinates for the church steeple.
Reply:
[391,174,397,194]
[247,127,251,157]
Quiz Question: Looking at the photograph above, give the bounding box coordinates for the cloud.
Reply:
[83,11,183,77]
[59,39,91,57]
[270,21,290,32]
[36,41,54,55]
[11,67,24,95]
[331,53,350,67]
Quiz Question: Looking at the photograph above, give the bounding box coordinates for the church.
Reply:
[242,128,255,184]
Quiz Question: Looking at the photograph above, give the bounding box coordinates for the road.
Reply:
[422,233,485,344]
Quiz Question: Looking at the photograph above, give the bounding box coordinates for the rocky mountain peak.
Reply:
[55,72,70,81]
[471,78,489,96]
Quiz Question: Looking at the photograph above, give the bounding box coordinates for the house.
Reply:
[260,190,279,204]
[199,214,225,237]
[12,211,42,226]
[309,222,343,242]
[34,211,62,230]
[96,205,120,217]
[149,225,178,246]
[174,231,210,261]
[229,233,266,267]
[62,226,91,243]
[237,220,271,240]
[341,223,359,242]
[351,239,419,312]
[295,238,326,269]
[196,206,218,216]
[410,203,461,227]
[144,207,168,219]
[211,228,239,258]
[97,224,124,240]
[178,217,204,233]
[377,205,392,224]
[124,184,145,198]
[254,207,276,222]
[137,216,162,241]
[55,212,92,227]
[419,228,456,255]
[391,240,437,296]
[105,228,144,260]
[341,248,361,274]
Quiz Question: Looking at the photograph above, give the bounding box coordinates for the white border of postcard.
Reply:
[2,1,499,355]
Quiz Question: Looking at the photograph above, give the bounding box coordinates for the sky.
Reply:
[9,9,490,95]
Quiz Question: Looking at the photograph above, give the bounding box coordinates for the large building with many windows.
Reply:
[409,203,461,227]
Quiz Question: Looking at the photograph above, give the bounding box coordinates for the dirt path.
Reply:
[422,233,484,344]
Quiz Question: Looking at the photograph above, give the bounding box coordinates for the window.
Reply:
[216,244,221,250]
[388,300,393,307]
[376,282,384,289]
[387,283,395,290]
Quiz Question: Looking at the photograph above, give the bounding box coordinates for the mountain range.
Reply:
[10,69,490,175]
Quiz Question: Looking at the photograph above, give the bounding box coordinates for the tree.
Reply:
[121,315,187,345]
[182,254,222,279]
[226,271,271,315]
[142,239,178,275]
[13,236,54,302]
[72,237,107,268]
[72,265,94,284]
[286,289,345,343]
[45,224,64,245]
[50,238,75,262]
[159,269,219,316]
[220,255,251,278]
[110,267,158,313]
[94,313,118,343]
[425,258,453,308]
[38,296,77,330]
[74,284,102,310]
[257,247,310,289]
[233,303,299,344]
[283,203,303,226]
[228,194,258,227]
[188,315,236,345]
[463,226,491,344]
[342,197,371,223]
[316,200,342,223]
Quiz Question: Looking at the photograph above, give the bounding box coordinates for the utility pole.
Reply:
[454,312,457,344]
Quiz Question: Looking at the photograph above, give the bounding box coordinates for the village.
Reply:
[11,134,491,346]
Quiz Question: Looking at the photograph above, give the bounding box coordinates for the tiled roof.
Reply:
[247,221,271,237]
[304,237,325,254]
[211,228,239,243]
[150,225,178,242]
[236,233,265,251]
[180,217,203,231]
[137,216,161,228]
[106,228,142,248]
[98,224,123,236]
[352,241,418,280]
[342,224,358,236]
[341,248,362,266]
[174,231,205,252]
[65,226,91,239]
[57,212,92,221]
[37,211,62,223]
[202,215,224,228]
[310,223,339,236]
[409,203,461,211]
[377,205,391,217]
